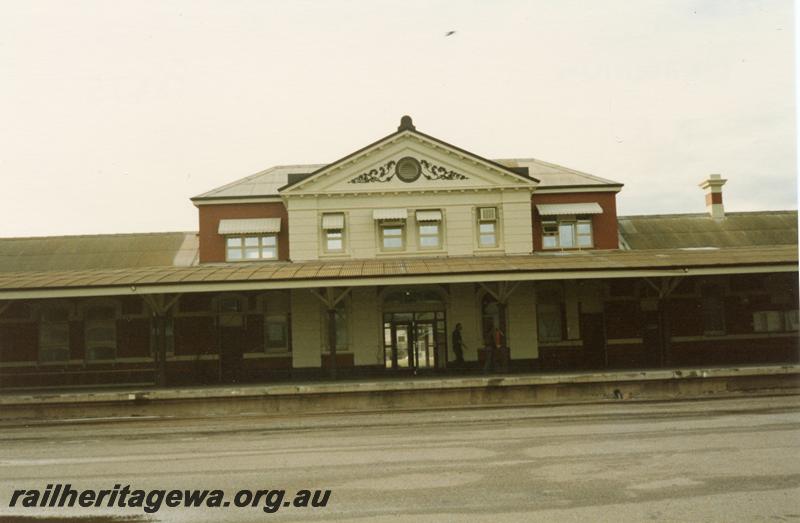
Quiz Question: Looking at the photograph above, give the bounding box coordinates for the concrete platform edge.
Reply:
[0,365,798,422]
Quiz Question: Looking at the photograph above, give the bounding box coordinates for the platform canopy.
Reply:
[0,245,795,300]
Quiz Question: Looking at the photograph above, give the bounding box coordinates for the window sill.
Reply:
[319,252,351,259]
[375,250,449,257]
[225,259,281,263]
[244,351,292,359]
[37,359,74,366]
[538,340,583,348]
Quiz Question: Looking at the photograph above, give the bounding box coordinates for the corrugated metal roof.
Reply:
[373,208,408,220]
[495,158,622,187]
[536,203,603,216]
[193,157,623,201]
[192,164,326,200]
[618,211,798,250]
[0,232,198,272]
[416,210,443,222]
[218,218,281,234]
[0,245,793,295]
[0,210,793,288]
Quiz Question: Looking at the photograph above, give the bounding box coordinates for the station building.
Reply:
[0,116,797,389]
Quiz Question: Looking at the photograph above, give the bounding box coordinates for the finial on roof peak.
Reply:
[398,115,415,131]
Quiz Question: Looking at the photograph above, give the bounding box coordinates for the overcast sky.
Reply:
[0,0,795,237]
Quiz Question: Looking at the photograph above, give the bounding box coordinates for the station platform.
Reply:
[1,364,798,422]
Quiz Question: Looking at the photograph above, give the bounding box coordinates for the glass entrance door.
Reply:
[383,312,446,371]
[414,322,435,369]
[392,321,412,369]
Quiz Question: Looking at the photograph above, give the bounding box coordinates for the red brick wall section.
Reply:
[665,298,704,336]
[0,323,37,362]
[322,353,355,368]
[245,315,265,353]
[198,202,290,263]
[179,294,213,313]
[174,316,217,356]
[604,301,641,338]
[531,192,619,250]
[671,337,799,366]
[69,320,84,360]
[121,296,144,315]
[117,318,150,358]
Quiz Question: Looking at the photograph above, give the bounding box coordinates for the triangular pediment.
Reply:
[280,119,538,195]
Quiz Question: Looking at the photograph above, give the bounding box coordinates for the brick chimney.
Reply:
[699,174,727,219]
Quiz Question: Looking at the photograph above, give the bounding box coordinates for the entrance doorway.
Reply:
[383,311,446,371]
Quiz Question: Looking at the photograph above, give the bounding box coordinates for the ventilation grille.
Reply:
[395,157,421,182]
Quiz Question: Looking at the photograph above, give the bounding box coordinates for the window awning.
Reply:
[415,210,442,222]
[218,218,281,235]
[373,208,407,221]
[536,203,603,216]
[321,213,345,230]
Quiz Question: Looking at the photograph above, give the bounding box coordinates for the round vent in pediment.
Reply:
[395,157,421,183]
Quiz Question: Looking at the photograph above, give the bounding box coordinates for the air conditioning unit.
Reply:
[479,207,497,221]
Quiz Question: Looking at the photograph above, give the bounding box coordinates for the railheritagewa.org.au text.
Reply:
[9,483,331,514]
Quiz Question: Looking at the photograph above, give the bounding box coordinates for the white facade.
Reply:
[283,132,536,261]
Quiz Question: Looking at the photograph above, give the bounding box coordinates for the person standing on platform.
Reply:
[484,325,504,373]
[451,323,466,367]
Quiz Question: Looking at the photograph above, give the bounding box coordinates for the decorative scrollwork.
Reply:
[347,157,469,183]
[419,159,468,181]
[348,160,397,183]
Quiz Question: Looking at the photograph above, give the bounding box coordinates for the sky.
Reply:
[0,0,795,237]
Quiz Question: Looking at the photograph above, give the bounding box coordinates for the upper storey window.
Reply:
[542,216,593,249]
[219,218,281,262]
[374,209,408,252]
[477,207,498,248]
[536,203,603,250]
[321,213,345,253]
[381,225,405,250]
[416,210,443,249]
[226,236,277,261]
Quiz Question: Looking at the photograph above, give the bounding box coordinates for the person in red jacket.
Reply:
[484,325,504,373]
